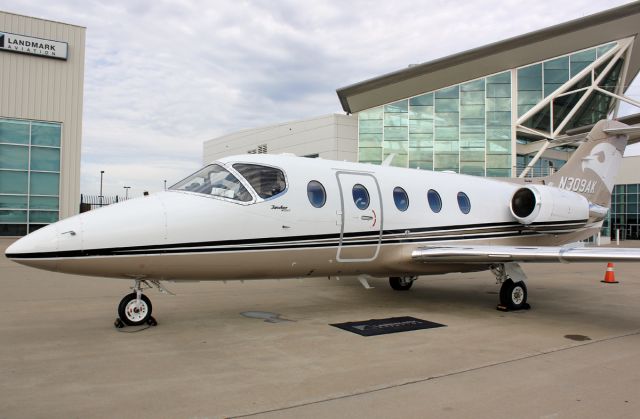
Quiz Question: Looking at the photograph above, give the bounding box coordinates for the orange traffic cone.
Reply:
[601,262,619,284]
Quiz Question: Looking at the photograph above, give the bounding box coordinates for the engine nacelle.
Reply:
[510,185,590,226]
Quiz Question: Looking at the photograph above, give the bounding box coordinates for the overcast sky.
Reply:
[3,0,639,197]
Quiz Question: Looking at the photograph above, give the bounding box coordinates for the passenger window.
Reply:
[352,184,370,210]
[169,164,252,202]
[393,187,409,211]
[307,181,326,208]
[457,192,471,214]
[233,164,286,199]
[427,189,442,213]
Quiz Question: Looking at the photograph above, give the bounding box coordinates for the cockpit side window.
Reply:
[169,164,252,202]
[232,163,287,199]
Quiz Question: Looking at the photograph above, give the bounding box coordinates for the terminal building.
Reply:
[204,3,640,240]
[0,11,85,236]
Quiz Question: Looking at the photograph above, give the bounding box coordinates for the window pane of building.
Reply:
[518,64,542,116]
[359,106,383,119]
[31,123,61,147]
[409,93,433,106]
[0,195,28,209]
[29,196,59,210]
[0,144,29,170]
[30,147,61,172]
[0,170,28,194]
[0,210,27,223]
[30,172,60,195]
[28,211,59,223]
[359,133,382,147]
[384,153,407,167]
[384,100,408,113]
[359,148,382,161]
[0,119,29,144]
[570,48,597,77]
[0,224,27,236]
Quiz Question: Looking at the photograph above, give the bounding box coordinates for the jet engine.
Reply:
[509,185,590,226]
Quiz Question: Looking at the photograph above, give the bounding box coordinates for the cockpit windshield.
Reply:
[233,164,287,199]
[169,164,252,202]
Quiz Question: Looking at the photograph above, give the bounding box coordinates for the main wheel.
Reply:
[499,279,528,310]
[389,276,414,291]
[118,293,153,326]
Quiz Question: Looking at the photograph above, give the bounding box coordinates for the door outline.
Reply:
[335,171,383,262]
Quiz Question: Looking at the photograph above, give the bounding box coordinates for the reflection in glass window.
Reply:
[0,119,29,144]
[0,118,62,235]
[457,192,471,214]
[427,189,442,213]
[352,184,370,210]
[170,164,252,201]
[307,180,326,208]
[30,172,59,196]
[393,187,409,211]
[233,164,286,199]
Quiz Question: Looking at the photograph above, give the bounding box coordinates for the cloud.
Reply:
[3,0,638,197]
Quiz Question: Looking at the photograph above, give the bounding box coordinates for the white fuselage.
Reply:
[6,155,598,280]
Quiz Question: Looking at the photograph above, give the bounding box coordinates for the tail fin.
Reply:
[545,120,630,207]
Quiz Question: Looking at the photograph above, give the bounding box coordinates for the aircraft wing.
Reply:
[412,245,640,264]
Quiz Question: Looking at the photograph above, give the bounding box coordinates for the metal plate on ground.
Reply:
[331,316,446,337]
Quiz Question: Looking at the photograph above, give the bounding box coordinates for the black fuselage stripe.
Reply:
[6,224,575,259]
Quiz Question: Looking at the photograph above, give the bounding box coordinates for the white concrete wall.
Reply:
[0,11,85,219]
[203,114,357,164]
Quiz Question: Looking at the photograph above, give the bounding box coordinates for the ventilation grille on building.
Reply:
[247,144,268,154]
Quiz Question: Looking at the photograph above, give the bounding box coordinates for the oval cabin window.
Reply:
[427,189,442,213]
[352,184,370,210]
[307,181,326,208]
[393,187,409,211]
[457,192,471,214]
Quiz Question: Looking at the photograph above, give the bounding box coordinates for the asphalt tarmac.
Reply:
[1,238,640,418]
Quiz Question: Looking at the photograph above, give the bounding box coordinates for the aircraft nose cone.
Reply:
[5,223,59,258]
[5,216,82,271]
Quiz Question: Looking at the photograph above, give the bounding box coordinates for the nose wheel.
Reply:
[115,279,161,328]
[118,292,153,326]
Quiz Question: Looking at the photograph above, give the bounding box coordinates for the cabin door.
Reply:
[336,171,383,262]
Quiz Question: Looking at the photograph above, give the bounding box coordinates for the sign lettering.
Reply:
[0,32,68,60]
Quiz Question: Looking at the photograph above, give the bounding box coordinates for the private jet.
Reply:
[6,120,640,326]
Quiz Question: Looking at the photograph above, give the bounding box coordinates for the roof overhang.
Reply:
[336,2,640,114]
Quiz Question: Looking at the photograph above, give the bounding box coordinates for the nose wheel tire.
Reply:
[389,276,415,291]
[118,292,153,326]
[499,279,528,310]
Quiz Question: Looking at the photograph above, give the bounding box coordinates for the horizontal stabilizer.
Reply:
[412,245,640,263]
[603,125,640,143]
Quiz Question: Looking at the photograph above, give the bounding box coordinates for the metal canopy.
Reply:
[336,2,640,114]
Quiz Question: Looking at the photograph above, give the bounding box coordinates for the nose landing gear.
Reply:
[114,279,169,328]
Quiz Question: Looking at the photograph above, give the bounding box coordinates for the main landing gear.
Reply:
[114,279,171,328]
[491,263,530,311]
[389,276,417,291]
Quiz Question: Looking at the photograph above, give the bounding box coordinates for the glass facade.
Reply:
[609,184,640,240]
[519,42,617,133]
[358,71,512,177]
[358,41,622,177]
[0,118,61,235]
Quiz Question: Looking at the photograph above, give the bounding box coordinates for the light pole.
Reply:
[123,186,131,199]
[99,170,105,207]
